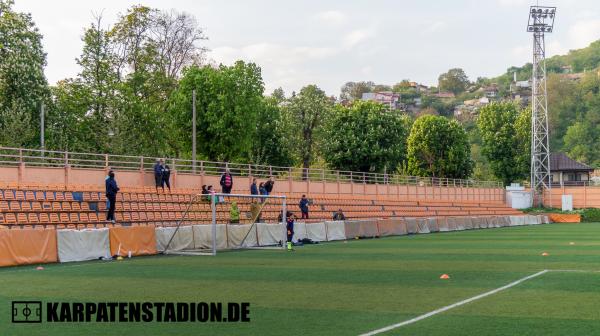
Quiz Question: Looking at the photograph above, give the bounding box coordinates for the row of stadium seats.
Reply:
[0,183,521,228]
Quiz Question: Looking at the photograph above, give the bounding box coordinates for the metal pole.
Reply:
[192,90,197,174]
[40,102,45,156]
[211,191,217,256]
[282,198,287,250]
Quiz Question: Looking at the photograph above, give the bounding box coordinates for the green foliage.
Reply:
[170,62,264,162]
[581,208,600,222]
[406,115,473,178]
[437,68,470,95]
[321,100,411,173]
[339,81,373,101]
[477,102,530,185]
[0,0,50,147]
[249,96,294,166]
[285,84,332,169]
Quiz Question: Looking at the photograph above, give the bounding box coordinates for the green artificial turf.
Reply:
[2,223,600,335]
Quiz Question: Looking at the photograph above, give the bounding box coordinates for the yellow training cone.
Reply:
[569,242,575,245]
[541,252,549,256]
[440,274,450,279]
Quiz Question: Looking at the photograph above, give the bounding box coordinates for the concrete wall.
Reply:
[544,185,600,208]
[0,164,505,203]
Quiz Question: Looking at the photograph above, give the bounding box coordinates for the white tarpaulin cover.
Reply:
[193,224,227,249]
[325,221,346,241]
[359,220,380,237]
[306,222,327,241]
[416,219,430,234]
[437,217,449,232]
[227,224,258,248]
[344,221,361,239]
[405,218,418,234]
[155,226,194,252]
[57,228,110,262]
[427,218,439,232]
[293,222,308,242]
[256,223,285,246]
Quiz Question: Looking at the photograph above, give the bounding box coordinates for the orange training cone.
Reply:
[541,252,549,256]
[440,274,450,279]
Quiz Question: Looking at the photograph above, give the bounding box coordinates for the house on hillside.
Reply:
[361,91,401,110]
[433,91,455,99]
[550,152,594,186]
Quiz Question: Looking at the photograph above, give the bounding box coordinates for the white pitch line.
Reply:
[358,270,548,336]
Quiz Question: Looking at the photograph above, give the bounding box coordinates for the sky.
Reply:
[13,0,600,96]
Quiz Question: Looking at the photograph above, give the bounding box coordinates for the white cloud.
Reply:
[568,19,600,49]
[422,21,446,35]
[313,10,347,26]
[496,0,530,7]
[343,29,373,48]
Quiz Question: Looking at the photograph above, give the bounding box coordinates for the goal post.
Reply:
[161,193,288,256]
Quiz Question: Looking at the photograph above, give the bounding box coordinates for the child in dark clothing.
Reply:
[286,212,295,251]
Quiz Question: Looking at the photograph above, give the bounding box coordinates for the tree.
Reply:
[438,68,470,95]
[170,61,264,161]
[477,102,530,185]
[285,85,332,173]
[322,100,411,173]
[340,81,373,101]
[0,0,50,147]
[249,96,293,167]
[406,115,473,178]
[563,122,598,166]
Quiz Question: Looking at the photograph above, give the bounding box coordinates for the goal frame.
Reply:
[163,193,287,256]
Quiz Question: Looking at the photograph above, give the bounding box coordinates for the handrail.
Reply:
[0,146,504,189]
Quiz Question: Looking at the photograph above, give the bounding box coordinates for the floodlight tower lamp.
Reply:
[526,5,556,207]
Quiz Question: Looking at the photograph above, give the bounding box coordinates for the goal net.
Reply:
[159,193,288,256]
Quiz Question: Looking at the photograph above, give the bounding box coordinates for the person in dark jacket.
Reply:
[161,162,171,193]
[153,159,164,193]
[259,182,268,203]
[201,185,209,201]
[286,212,295,251]
[105,171,120,223]
[333,208,346,221]
[220,169,233,194]
[299,195,309,219]
[250,178,258,195]
[264,176,275,195]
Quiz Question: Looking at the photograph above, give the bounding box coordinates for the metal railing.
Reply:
[0,146,503,189]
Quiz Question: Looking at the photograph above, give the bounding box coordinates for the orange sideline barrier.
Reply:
[548,214,581,223]
[109,226,157,256]
[0,229,57,267]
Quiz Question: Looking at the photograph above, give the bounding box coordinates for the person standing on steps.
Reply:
[220,169,233,194]
[153,158,164,193]
[264,176,275,195]
[105,170,120,223]
[299,194,309,219]
[162,161,171,193]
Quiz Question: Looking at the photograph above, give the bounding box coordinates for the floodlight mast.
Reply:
[527,6,555,207]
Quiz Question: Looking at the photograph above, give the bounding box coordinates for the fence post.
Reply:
[289,167,293,194]
[350,172,354,195]
[171,158,177,190]
[322,169,325,194]
[64,152,70,188]
[139,156,145,188]
[18,149,24,185]
[336,171,340,195]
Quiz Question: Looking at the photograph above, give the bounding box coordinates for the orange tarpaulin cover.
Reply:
[109,226,157,256]
[548,214,581,223]
[0,229,58,267]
